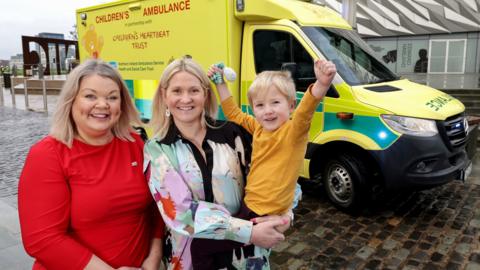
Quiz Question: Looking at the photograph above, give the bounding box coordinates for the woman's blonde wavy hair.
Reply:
[50,59,141,147]
[150,57,218,139]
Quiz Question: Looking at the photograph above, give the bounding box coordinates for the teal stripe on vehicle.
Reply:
[135,99,152,120]
[324,112,398,149]
[124,80,134,98]
[241,104,254,115]
[218,107,227,120]
[296,92,323,112]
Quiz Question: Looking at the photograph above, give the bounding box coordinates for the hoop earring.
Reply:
[165,108,171,117]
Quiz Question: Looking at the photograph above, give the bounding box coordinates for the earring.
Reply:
[165,108,171,117]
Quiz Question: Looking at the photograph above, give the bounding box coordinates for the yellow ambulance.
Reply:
[76,0,473,211]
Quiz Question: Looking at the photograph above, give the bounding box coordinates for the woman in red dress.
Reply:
[18,59,164,270]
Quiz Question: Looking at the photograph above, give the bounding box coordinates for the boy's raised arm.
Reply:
[207,65,231,102]
[310,59,336,99]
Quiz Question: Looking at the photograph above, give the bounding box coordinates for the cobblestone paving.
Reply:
[270,158,480,270]
[1,98,480,270]
[0,106,50,208]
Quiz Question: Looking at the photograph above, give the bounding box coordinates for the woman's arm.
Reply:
[140,238,162,270]
[18,140,94,270]
[83,255,116,270]
[145,142,253,244]
[85,256,144,270]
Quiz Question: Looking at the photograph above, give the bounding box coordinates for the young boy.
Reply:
[191,60,336,269]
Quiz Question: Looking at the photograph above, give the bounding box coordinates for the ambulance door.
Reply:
[241,24,338,136]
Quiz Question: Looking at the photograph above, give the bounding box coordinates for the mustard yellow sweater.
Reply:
[221,87,321,215]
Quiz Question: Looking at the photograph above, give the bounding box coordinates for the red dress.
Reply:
[18,134,164,270]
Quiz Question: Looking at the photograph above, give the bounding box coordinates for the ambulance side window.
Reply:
[253,30,316,92]
[253,31,287,72]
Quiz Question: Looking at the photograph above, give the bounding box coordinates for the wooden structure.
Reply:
[21,36,78,76]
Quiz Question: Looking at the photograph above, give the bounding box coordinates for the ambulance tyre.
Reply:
[322,153,368,213]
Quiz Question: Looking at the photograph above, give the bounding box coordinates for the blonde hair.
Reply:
[50,59,141,147]
[247,71,296,107]
[150,57,218,139]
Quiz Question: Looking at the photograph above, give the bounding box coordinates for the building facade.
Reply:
[322,0,480,74]
[10,54,23,72]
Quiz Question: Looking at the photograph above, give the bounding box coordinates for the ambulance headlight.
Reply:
[381,115,438,137]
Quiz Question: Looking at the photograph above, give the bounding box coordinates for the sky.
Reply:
[0,0,107,60]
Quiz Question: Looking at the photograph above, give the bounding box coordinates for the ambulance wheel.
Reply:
[322,153,368,213]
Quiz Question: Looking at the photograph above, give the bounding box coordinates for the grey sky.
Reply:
[0,0,106,60]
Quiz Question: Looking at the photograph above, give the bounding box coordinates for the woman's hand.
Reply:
[253,214,291,233]
[140,255,160,270]
[140,238,162,270]
[250,217,286,248]
[84,255,145,270]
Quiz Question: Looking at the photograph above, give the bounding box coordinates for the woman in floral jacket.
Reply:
[145,57,294,270]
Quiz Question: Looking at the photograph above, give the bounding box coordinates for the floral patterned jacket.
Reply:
[145,121,301,270]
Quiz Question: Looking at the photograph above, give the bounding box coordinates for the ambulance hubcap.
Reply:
[327,165,353,204]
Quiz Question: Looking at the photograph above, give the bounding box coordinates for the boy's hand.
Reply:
[208,63,232,101]
[314,59,336,89]
[207,63,225,85]
[311,59,336,99]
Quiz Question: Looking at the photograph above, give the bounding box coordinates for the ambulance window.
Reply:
[253,31,288,72]
[253,30,317,92]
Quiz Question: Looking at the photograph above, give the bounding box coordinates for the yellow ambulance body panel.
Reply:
[77,0,472,211]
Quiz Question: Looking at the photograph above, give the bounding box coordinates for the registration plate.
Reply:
[459,162,473,182]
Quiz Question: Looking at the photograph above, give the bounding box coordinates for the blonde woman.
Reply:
[145,57,287,270]
[18,59,164,270]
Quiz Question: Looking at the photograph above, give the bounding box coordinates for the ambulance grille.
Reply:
[438,113,467,150]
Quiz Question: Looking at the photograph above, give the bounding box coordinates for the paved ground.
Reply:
[0,109,46,269]
[0,88,53,269]
[1,88,480,270]
[271,157,480,270]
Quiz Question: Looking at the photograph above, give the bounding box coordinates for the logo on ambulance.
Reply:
[81,25,104,59]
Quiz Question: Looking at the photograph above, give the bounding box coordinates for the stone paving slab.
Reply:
[0,198,21,231]
[0,243,33,270]
[0,193,32,269]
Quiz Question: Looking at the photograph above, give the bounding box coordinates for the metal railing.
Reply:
[2,63,68,112]
[12,63,65,113]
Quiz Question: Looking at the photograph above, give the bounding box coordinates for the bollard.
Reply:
[42,78,48,113]
[23,78,29,109]
[0,78,3,105]
[10,76,15,106]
